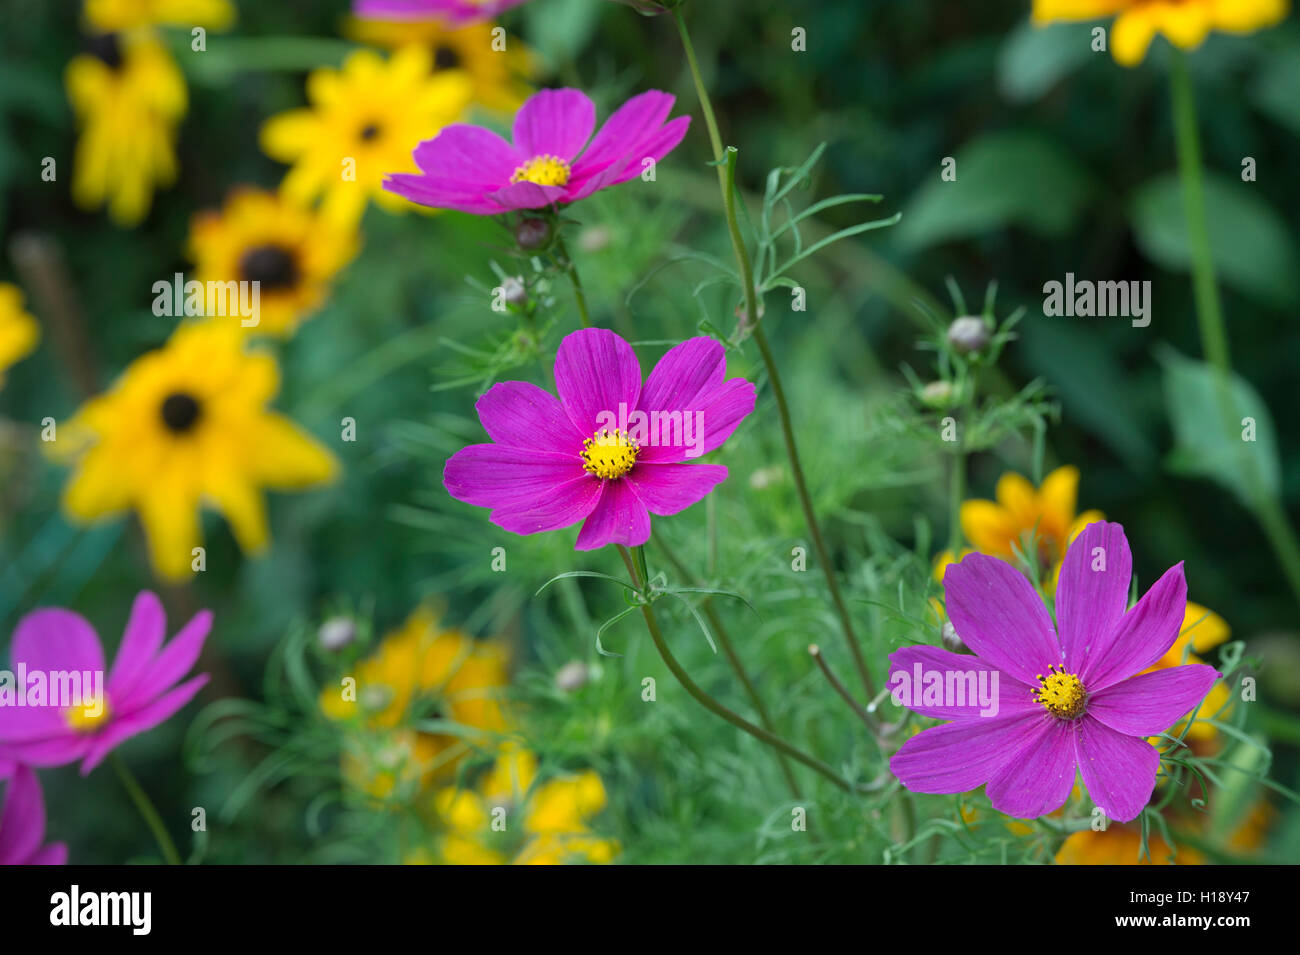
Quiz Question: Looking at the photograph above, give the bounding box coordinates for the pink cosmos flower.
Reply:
[354,0,530,27]
[385,87,690,214]
[890,521,1219,823]
[445,328,755,550]
[0,592,211,776]
[0,765,67,865]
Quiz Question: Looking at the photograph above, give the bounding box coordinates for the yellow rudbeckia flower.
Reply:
[1031,0,1290,67]
[260,45,472,230]
[83,0,235,31]
[53,322,337,580]
[429,745,619,865]
[960,465,1104,586]
[345,17,536,113]
[321,607,509,799]
[66,30,186,226]
[187,187,360,338]
[0,283,40,388]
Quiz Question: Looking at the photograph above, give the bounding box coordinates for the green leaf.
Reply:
[1156,346,1281,504]
[996,21,1095,103]
[1251,44,1300,137]
[896,131,1094,249]
[1129,172,1300,308]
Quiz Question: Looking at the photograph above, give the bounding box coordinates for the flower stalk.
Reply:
[112,752,182,865]
[673,8,876,699]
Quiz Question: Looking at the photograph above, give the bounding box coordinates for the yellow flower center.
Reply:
[1033,664,1087,720]
[65,697,111,733]
[511,154,571,187]
[581,428,638,480]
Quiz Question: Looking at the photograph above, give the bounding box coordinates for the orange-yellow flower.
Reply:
[1031,0,1290,67]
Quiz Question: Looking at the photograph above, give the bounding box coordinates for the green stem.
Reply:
[620,546,854,793]
[674,9,876,699]
[555,234,592,328]
[111,752,181,865]
[1169,52,1230,377]
[654,535,803,796]
[1169,52,1300,609]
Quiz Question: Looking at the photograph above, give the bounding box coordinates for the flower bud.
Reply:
[941,620,968,654]
[514,217,552,250]
[555,660,590,692]
[501,276,528,307]
[318,616,356,652]
[921,380,955,408]
[947,316,990,354]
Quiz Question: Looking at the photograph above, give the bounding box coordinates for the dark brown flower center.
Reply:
[433,45,461,70]
[86,33,124,70]
[359,122,381,142]
[160,392,201,433]
[239,244,299,292]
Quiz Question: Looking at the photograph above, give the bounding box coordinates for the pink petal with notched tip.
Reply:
[943,553,1063,688]
[512,88,595,161]
[1081,562,1187,692]
[1086,663,1220,737]
[553,328,643,436]
[1056,521,1132,673]
[984,717,1078,819]
[1074,715,1160,823]
[445,445,583,509]
[107,591,167,705]
[628,463,728,516]
[575,479,651,550]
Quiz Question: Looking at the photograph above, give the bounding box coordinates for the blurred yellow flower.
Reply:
[1031,0,1289,67]
[83,0,235,30]
[960,465,1103,588]
[66,30,186,226]
[345,17,536,113]
[1056,800,1274,864]
[431,746,619,865]
[260,45,472,230]
[53,323,337,580]
[187,187,359,338]
[321,607,509,799]
[0,283,39,387]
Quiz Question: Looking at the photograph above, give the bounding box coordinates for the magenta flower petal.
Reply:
[28,843,68,865]
[637,356,757,464]
[0,765,45,865]
[354,0,528,27]
[592,115,693,192]
[1087,664,1220,737]
[984,718,1078,819]
[383,175,514,215]
[889,714,1046,794]
[573,90,676,175]
[12,608,104,676]
[489,477,604,536]
[512,88,594,161]
[485,180,569,210]
[1074,715,1160,822]
[106,591,167,704]
[0,736,90,767]
[886,645,1041,721]
[628,463,728,516]
[1056,521,1132,672]
[553,328,642,435]
[81,674,210,776]
[0,754,12,778]
[575,480,651,550]
[412,125,522,190]
[943,553,1062,687]
[445,445,582,508]
[476,381,584,453]
[1081,562,1187,692]
[135,610,212,705]
[637,337,725,412]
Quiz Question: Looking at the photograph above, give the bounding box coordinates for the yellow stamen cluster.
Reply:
[65,698,111,733]
[581,428,638,480]
[511,154,571,187]
[1032,664,1087,720]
